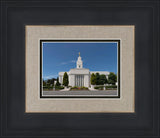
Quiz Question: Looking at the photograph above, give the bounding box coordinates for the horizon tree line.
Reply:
[91,72,117,85]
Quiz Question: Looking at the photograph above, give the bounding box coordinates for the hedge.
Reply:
[105,85,117,89]
[95,85,117,90]
[71,86,88,90]
[55,86,64,90]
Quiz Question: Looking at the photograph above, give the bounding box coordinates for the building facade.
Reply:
[59,53,110,88]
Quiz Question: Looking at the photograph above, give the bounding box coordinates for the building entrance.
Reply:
[75,75,84,87]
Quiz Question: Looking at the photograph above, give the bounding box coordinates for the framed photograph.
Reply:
[40,40,120,98]
[1,0,159,138]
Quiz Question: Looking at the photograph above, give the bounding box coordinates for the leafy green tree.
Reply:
[91,73,96,85]
[43,80,46,86]
[50,78,56,85]
[46,82,50,89]
[55,77,61,86]
[63,72,69,86]
[47,79,51,85]
[99,74,108,85]
[108,72,117,85]
[95,73,100,85]
[46,78,57,86]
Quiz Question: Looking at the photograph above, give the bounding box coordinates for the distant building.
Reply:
[59,53,110,88]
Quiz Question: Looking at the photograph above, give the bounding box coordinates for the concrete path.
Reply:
[42,90,118,97]
[88,87,98,91]
[60,87,70,91]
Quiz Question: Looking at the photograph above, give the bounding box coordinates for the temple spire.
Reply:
[77,52,83,68]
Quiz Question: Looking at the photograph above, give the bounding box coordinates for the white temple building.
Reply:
[59,53,110,88]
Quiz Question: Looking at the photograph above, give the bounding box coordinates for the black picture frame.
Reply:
[0,0,159,138]
[40,40,120,98]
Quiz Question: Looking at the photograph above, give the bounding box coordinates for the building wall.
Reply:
[59,75,63,84]
[69,75,75,87]
[84,75,89,87]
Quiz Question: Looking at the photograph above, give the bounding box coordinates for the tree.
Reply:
[99,74,108,85]
[47,79,51,84]
[46,78,57,86]
[63,72,69,86]
[108,72,117,85]
[50,78,56,85]
[91,73,96,85]
[95,73,100,85]
[43,80,46,86]
[55,77,61,86]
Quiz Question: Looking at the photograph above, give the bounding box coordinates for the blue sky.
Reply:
[42,42,118,80]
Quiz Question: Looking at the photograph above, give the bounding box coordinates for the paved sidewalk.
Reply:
[42,90,118,97]
[88,87,98,91]
[60,87,70,91]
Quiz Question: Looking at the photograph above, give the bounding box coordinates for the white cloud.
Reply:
[71,60,76,63]
[56,60,76,66]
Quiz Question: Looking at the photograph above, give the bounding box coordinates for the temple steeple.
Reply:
[77,52,83,68]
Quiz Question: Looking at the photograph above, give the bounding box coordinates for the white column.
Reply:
[75,75,77,86]
[78,75,80,87]
[82,75,84,87]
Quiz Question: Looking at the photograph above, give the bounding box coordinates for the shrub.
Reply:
[105,85,117,89]
[71,86,88,90]
[94,85,117,90]
[94,86,104,90]
[43,86,53,90]
[72,86,78,89]
[55,86,64,90]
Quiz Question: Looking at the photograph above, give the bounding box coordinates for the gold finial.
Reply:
[79,52,80,56]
